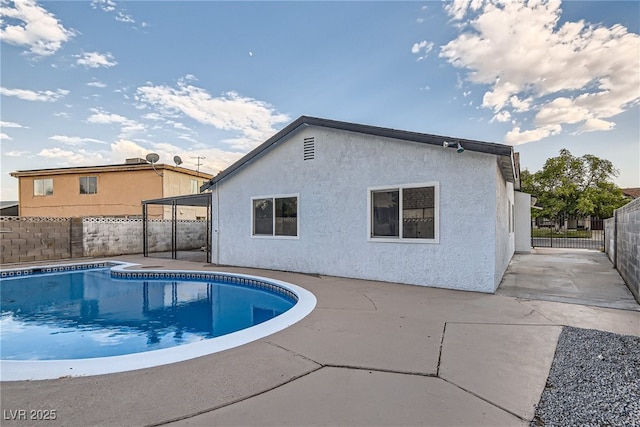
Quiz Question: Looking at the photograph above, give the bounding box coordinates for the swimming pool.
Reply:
[0,261,316,381]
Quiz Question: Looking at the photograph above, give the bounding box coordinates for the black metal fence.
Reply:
[531,216,605,250]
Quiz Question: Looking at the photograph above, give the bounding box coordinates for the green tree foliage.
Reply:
[521,149,629,219]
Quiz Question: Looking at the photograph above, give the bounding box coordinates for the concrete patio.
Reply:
[1,250,638,426]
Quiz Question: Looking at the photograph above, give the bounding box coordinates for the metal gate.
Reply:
[531,216,604,250]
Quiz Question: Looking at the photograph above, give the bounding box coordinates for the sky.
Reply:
[1,0,639,201]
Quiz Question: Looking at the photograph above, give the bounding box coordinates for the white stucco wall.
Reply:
[493,172,515,291]
[514,192,532,253]
[212,126,512,293]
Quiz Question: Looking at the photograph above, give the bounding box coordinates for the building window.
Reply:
[252,195,298,237]
[369,183,438,242]
[190,179,199,194]
[79,176,97,194]
[34,178,53,196]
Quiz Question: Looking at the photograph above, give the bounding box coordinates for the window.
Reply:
[252,195,298,237]
[79,176,97,194]
[34,178,53,196]
[190,179,199,194]
[369,183,438,242]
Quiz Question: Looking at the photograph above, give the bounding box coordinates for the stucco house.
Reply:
[202,116,530,293]
[10,159,212,219]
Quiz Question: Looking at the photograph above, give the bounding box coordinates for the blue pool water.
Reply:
[0,267,295,360]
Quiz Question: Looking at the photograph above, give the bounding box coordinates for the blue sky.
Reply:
[1,0,639,201]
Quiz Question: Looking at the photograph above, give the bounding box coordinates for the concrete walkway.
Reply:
[498,248,640,311]
[1,253,639,426]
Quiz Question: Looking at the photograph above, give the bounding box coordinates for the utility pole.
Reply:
[191,156,206,175]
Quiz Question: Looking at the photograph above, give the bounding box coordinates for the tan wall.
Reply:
[160,170,210,220]
[18,170,164,218]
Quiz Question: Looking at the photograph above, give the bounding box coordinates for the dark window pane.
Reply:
[253,198,273,235]
[275,197,297,236]
[372,190,399,237]
[80,177,97,194]
[88,177,97,194]
[402,187,434,239]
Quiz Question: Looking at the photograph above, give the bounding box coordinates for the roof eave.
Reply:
[200,115,520,191]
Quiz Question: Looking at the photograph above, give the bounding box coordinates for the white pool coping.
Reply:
[0,261,317,381]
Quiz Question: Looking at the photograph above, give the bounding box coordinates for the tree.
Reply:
[521,149,629,219]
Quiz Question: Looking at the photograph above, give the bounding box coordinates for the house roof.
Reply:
[201,116,520,191]
[10,162,212,179]
[0,201,19,209]
[622,188,640,199]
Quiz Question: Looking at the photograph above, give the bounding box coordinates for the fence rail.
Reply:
[531,217,604,250]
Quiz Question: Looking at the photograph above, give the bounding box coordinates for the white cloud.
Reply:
[38,147,107,165]
[87,81,107,88]
[86,108,146,137]
[91,0,116,13]
[170,121,191,131]
[91,0,140,27]
[142,112,163,121]
[490,110,511,123]
[0,0,74,56]
[135,77,290,150]
[444,0,484,21]
[440,0,640,145]
[411,40,434,61]
[109,139,243,175]
[0,86,68,102]
[1,132,13,140]
[76,51,117,68]
[115,11,134,23]
[1,120,24,128]
[4,150,29,156]
[505,124,561,145]
[49,135,106,146]
[579,118,615,133]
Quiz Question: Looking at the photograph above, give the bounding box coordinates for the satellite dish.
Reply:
[173,155,183,166]
[145,153,160,164]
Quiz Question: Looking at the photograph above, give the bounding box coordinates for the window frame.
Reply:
[367,182,439,244]
[33,178,54,197]
[250,193,299,239]
[79,176,98,195]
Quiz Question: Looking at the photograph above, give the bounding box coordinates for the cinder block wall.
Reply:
[605,198,640,303]
[83,218,207,256]
[0,217,73,263]
[1,217,207,263]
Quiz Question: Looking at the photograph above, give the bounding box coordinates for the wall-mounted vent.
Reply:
[303,137,315,161]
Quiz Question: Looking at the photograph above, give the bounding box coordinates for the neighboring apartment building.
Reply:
[10,159,213,219]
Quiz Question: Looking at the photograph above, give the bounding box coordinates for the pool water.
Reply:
[0,268,295,360]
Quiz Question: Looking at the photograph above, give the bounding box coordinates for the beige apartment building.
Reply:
[10,159,213,219]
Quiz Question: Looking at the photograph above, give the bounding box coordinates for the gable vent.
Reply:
[303,137,315,161]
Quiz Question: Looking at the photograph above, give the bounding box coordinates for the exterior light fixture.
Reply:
[443,141,465,153]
